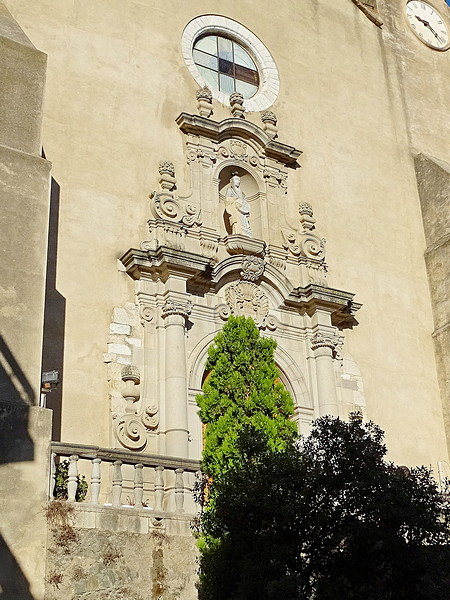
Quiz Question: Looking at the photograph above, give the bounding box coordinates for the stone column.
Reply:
[311,331,339,417]
[162,299,192,457]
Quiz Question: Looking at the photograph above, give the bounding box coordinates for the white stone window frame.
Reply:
[182,15,279,112]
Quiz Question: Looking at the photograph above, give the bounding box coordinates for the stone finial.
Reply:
[121,364,140,384]
[298,202,316,231]
[120,365,141,413]
[229,92,245,118]
[158,160,176,191]
[196,86,213,118]
[261,110,278,138]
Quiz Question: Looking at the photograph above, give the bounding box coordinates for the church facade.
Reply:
[0,1,449,598]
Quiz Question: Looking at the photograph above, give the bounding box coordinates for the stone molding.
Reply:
[176,113,301,167]
[120,246,213,283]
[286,283,362,329]
[224,234,266,257]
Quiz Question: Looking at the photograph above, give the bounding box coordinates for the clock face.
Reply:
[405,1,449,49]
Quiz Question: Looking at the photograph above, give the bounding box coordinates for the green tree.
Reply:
[196,315,297,479]
[197,415,450,600]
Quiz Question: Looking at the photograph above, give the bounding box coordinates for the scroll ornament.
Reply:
[150,160,202,227]
[115,365,159,452]
[282,202,326,261]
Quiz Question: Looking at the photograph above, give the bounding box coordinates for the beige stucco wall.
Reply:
[0,6,53,598]
[3,0,449,469]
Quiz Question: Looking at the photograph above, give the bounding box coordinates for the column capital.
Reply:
[310,330,338,352]
[161,299,192,320]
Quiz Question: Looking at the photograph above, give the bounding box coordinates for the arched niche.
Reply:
[188,329,312,412]
[218,165,263,239]
[187,330,314,457]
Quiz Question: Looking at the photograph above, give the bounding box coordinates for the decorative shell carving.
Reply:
[225,281,269,326]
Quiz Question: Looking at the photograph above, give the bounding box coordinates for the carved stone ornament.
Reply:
[139,305,155,324]
[150,192,202,228]
[216,140,251,162]
[240,255,265,282]
[261,110,278,139]
[310,331,339,352]
[299,202,316,231]
[225,281,269,325]
[114,361,159,450]
[196,86,213,118]
[142,404,159,430]
[196,86,212,101]
[115,415,148,451]
[261,110,277,125]
[215,303,231,321]
[121,364,140,384]
[229,91,245,118]
[158,160,176,191]
[158,160,175,177]
[161,299,193,319]
[199,232,219,260]
[224,234,266,257]
[282,202,326,261]
[266,245,287,271]
[115,365,150,451]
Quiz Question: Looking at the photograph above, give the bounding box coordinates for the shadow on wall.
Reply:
[0,536,35,600]
[0,335,34,465]
[41,172,66,442]
[0,339,36,598]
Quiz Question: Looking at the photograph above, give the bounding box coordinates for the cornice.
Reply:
[120,246,213,282]
[286,283,362,329]
[176,113,302,167]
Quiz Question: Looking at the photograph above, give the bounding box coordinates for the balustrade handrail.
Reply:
[51,441,201,472]
[50,442,202,512]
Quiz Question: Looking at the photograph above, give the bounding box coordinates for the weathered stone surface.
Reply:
[44,514,197,600]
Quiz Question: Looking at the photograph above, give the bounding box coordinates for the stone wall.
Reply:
[44,504,198,600]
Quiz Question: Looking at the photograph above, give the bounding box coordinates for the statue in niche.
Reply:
[224,172,252,237]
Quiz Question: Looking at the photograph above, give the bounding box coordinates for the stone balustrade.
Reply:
[50,442,201,515]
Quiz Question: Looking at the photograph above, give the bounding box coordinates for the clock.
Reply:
[405,1,449,50]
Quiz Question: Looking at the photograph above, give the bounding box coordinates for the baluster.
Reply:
[154,466,164,511]
[175,468,184,513]
[134,463,144,509]
[112,460,123,507]
[67,455,79,502]
[49,452,56,499]
[90,458,101,504]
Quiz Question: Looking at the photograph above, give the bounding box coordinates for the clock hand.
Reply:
[414,15,444,42]
[415,15,429,26]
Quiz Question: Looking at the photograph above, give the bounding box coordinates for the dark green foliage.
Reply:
[197,415,450,600]
[196,315,297,479]
[53,459,88,502]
